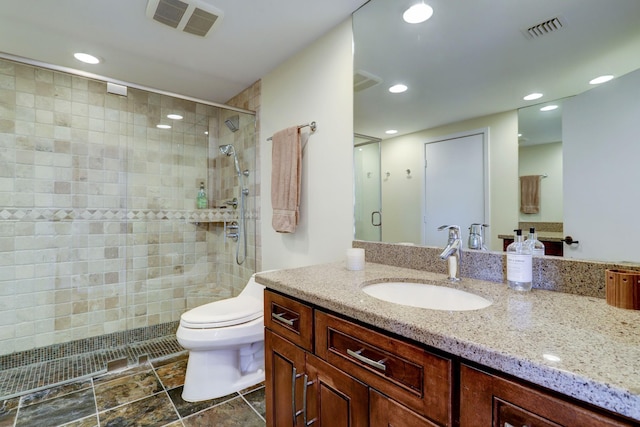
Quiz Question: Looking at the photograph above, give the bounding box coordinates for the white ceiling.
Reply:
[353,0,640,142]
[0,0,367,104]
[2,0,640,145]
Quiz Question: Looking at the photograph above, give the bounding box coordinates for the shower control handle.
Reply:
[225,198,238,209]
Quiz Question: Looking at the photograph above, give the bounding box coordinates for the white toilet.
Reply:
[176,274,265,402]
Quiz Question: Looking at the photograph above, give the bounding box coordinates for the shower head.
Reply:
[224,115,239,132]
[219,144,235,156]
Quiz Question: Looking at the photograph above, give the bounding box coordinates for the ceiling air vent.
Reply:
[523,16,565,39]
[146,0,223,37]
[354,70,382,92]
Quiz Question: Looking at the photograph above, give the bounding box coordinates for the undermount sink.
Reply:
[362,281,492,311]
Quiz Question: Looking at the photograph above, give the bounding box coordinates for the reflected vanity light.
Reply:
[523,92,543,101]
[385,129,398,135]
[540,105,558,111]
[589,75,614,85]
[167,114,183,120]
[389,84,408,93]
[403,3,434,24]
[156,124,171,129]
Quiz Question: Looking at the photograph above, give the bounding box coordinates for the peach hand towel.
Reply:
[271,126,301,233]
[520,175,541,214]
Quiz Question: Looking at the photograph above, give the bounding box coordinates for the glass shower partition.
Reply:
[0,56,257,394]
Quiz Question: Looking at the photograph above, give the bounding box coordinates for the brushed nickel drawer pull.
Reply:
[272,312,295,326]
[347,348,387,372]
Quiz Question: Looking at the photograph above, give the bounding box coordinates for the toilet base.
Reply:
[181,341,265,402]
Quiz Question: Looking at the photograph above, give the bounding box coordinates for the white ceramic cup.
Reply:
[346,248,365,271]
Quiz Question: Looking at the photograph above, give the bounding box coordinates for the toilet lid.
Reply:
[180,296,262,328]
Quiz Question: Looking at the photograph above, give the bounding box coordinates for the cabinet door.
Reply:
[370,389,439,427]
[305,353,369,427]
[460,364,635,427]
[265,329,306,427]
[315,311,453,426]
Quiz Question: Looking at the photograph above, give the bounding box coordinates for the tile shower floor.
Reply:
[0,350,266,426]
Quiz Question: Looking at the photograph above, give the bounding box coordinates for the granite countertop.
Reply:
[498,231,565,242]
[256,262,640,422]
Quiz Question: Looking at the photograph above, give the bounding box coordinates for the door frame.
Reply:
[422,128,491,247]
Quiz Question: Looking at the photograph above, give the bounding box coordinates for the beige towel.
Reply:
[520,175,541,214]
[271,126,301,233]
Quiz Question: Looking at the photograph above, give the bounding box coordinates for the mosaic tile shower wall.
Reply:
[0,57,257,357]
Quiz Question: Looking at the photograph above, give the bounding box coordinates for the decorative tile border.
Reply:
[0,209,239,223]
[0,335,185,399]
[0,322,179,371]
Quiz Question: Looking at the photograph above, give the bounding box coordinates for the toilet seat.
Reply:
[180,296,262,328]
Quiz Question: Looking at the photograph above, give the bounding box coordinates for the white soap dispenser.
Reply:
[506,229,532,291]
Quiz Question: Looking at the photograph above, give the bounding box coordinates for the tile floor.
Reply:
[0,353,266,427]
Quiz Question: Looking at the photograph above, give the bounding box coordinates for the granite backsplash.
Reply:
[353,240,640,299]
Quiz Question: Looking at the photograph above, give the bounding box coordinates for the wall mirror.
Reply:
[353,0,640,263]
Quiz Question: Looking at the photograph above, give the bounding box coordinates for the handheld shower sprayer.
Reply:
[218,143,249,265]
[219,144,242,180]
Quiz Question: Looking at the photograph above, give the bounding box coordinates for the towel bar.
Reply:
[267,121,316,141]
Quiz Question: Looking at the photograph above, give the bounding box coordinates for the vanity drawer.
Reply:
[315,311,453,426]
[264,290,314,351]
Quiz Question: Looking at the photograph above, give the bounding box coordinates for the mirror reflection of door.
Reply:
[354,135,382,241]
[423,132,486,247]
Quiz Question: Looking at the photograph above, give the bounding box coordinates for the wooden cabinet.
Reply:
[265,290,446,427]
[265,329,368,427]
[265,290,636,427]
[315,311,453,427]
[370,389,440,427]
[459,364,636,427]
[501,238,563,256]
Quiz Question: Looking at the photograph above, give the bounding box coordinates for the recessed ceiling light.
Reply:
[73,52,100,65]
[540,105,558,112]
[389,84,408,93]
[167,114,183,120]
[156,124,171,129]
[403,3,433,24]
[385,129,398,135]
[589,75,614,85]
[523,93,543,101]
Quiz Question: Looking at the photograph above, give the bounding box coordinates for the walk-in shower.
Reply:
[0,55,258,397]
[219,144,249,265]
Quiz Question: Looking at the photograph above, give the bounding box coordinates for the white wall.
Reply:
[261,19,354,270]
[518,142,563,222]
[380,111,518,251]
[563,69,640,262]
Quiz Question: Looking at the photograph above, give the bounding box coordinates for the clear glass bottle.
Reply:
[507,229,532,291]
[197,182,208,209]
[527,227,545,256]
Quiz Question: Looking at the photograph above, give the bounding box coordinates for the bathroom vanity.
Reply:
[258,262,640,426]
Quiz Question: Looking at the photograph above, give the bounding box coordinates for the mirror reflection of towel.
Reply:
[271,126,301,233]
[520,175,540,214]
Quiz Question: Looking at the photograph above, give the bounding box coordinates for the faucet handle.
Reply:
[438,225,461,239]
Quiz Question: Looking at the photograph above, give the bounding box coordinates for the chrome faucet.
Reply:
[438,225,462,282]
[468,223,489,250]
